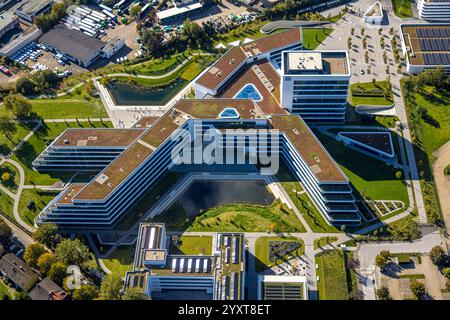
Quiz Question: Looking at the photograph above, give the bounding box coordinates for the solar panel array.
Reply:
[416,27,450,38]
[419,38,450,51]
[423,53,450,65]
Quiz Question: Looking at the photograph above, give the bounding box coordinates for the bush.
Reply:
[444,164,450,175]
[430,246,446,266]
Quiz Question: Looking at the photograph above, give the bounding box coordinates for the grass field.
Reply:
[102,246,135,277]
[170,236,212,256]
[254,236,305,272]
[316,250,349,300]
[302,28,334,50]
[158,199,307,233]
[391,0,413,18]
[0,123,33,156]
[11,121,112,186]
[0,189,14,221]
[18,189,59,227]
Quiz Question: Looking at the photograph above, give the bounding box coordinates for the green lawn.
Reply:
[0,123,33,156]
[0,163,19,193]
[158,199,307,233]
[102,246,135,277]
[413,86,450,156]
[254,236,305,272]
[11,121,112,186]
[316,250,349,300]
[313,236,339,250]
[0,189,14,221]
[170,236,212,256]
[315,131,409,205]
[127,52,190,76]
[391,0,413,18]
[350,80,394,107]
[29,98,108,119]
[18,189,59,227]
[302,28,334,50]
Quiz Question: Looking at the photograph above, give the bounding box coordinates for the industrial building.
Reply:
[0,11,19,39]
[125,223,245,300]
[156,1,203,25]
[39,24,124,67]
[400,24,450,73]
[15,0,54,24]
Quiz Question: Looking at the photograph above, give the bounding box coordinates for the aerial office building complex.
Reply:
[34,29,359,230]
[125,223,245,300]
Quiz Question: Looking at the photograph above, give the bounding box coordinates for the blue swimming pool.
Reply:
[219,108,240,119]
[234,83,263,102]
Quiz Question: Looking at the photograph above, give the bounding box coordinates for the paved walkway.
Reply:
[432,141,450,237]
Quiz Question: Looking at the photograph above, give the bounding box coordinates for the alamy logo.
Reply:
[170,125,280,175]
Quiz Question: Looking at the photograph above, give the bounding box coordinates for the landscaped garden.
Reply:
[169,235,212,256]
[0,163,19,193]
[254,236,305,272]
[391,0,413,18]
[155,199,307,233]
[316,249,349,300]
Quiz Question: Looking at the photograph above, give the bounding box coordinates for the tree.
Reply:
[410,280,426,300]
[122,287,148,300]
[376,287,392,300]
[15,77,35,95]
[3,94,32,119]
[48,262,67,286]
[395,170,403,179]
[37,252,57,275]
[23,243,46,268]
[375,250,391,270]
[442,267,450,279]
[33,223,58,248]
[73,285,100,300]
[129,4,142,20]
[429,246,446,266]
[0,115,17,140]
[1,172,10,182]
[55,239,90,265]
[99,273,123,300]
[0,219,12,241]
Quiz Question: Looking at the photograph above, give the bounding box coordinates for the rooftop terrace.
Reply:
[196,28,301,91]
[283,51,349,75]
[270,115,346,182]
[54,129,145,147]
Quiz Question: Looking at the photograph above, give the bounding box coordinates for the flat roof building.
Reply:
[125,223,245,300]
[156,2,203,25]
[400,24,450,73]
[15,0,54,24]
[40,24,105,67]
[0,11,19,39]
[257,275,308,300]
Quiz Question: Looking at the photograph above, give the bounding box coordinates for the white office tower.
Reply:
[416,0,450,21]
[281,50,351,122]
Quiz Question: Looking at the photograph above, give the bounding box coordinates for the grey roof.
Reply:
[0,243,4,258]
[0,253,39,290]
[0,11,17,30]
[16,0,53,15]
[40,24,105,63]
[28,278,68,300]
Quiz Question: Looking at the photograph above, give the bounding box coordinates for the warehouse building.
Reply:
[0,11,19,39]
[156,1,203,25]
